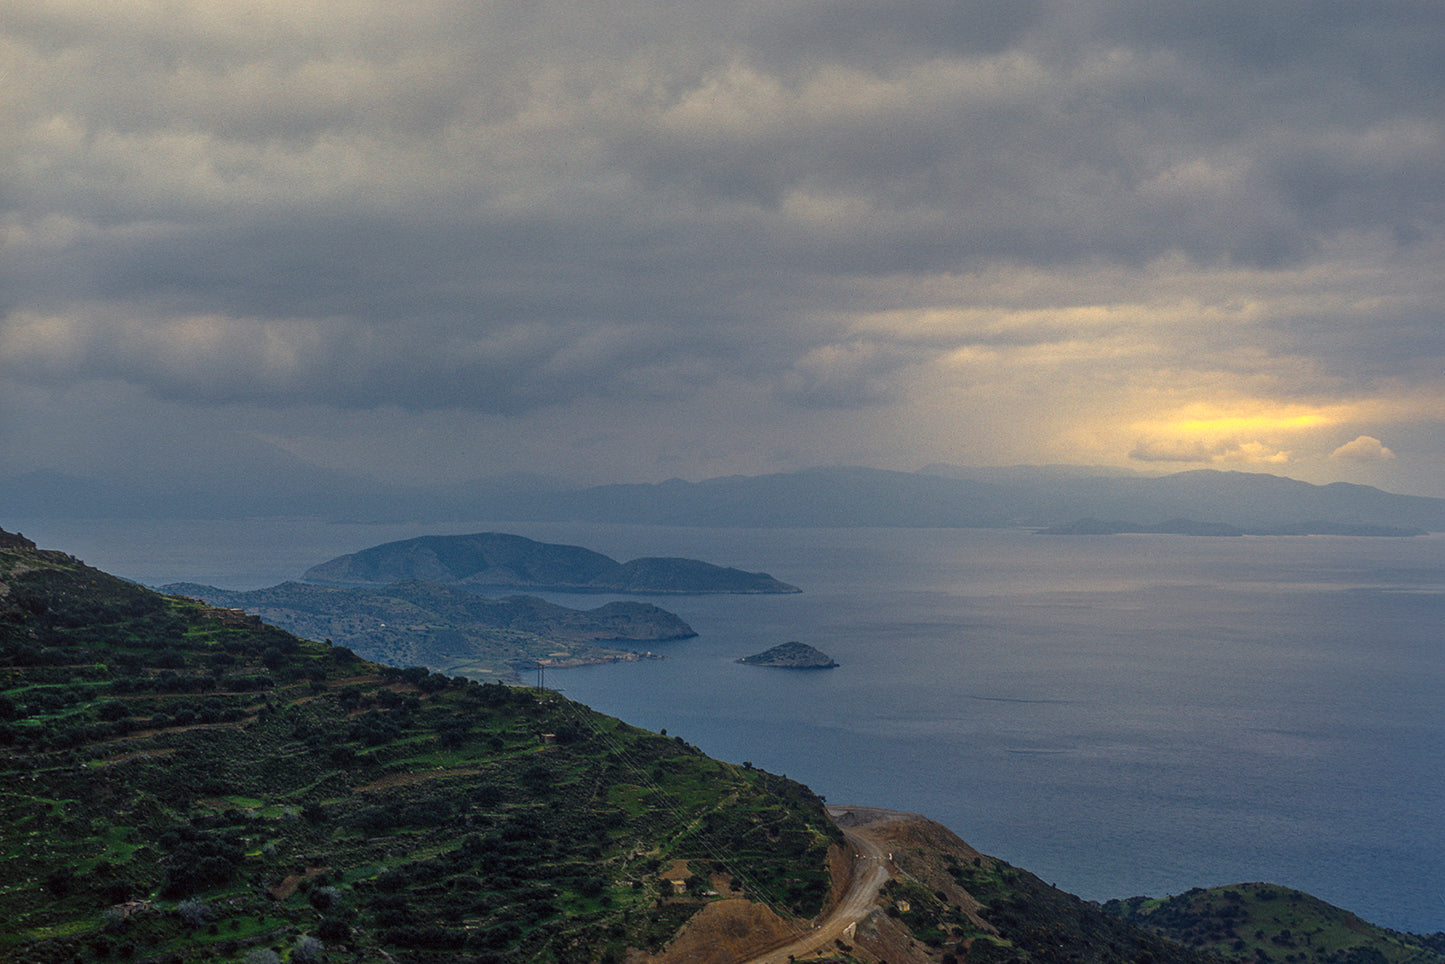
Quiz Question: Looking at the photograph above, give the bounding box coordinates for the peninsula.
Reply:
[161,579,695,681]
[1037,517,1424,537]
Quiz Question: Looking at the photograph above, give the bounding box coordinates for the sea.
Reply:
[11,516,1443,934]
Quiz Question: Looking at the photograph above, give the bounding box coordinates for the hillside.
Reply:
[1104,883,1445,964]
[159,579,696,681]
[839,810,1215,964]
[0,529,837,963]
[303,532,801,594]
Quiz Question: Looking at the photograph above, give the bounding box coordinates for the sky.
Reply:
[3,1,1443,498]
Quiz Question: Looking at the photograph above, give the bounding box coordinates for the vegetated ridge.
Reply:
[737,641,839,669]
[1104,883,1445,964]
[303,532,801,594]
[3,527,1438,964]
[0,528,837,963]
[159,579,695,682]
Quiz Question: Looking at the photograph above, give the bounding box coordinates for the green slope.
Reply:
[1104,883,1445,964]
[0,529,837,963]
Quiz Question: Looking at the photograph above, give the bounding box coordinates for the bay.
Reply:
[12,517,1444,933]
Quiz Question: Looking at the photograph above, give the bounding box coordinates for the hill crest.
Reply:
[303,531,802,594]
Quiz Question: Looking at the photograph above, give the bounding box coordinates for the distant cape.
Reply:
[304,531,801,595]
[1036,517,1424,537]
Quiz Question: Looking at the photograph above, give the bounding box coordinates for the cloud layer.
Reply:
[3,1,1442,493]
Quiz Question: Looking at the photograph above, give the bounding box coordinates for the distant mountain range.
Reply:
[501,466,1445,532]
[6,464,1445,532]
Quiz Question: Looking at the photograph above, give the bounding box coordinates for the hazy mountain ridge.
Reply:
[302,532,801,594]
[1,528,1437,964]
[515,467,1445,531]
[8,465,1444,533]
[1037,518,1424,537]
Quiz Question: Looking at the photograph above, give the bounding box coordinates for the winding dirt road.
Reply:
[736,806,905,964]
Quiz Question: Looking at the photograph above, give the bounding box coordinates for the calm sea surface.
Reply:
[13,517,1444,933]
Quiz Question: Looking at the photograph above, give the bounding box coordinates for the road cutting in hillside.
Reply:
[735,806,907,964]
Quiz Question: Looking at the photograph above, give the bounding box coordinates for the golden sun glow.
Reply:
[1133,402,1350,439]
[1121,402,1366,466]
[1156,412,1334,436]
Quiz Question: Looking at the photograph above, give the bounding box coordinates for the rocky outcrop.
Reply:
[736,641,838,669]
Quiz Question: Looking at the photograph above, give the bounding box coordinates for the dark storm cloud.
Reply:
[2,0,1442,487]
[750,0,1048,65]
[1093,0,1444,92]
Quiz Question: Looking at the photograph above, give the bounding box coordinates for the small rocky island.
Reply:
[736,641,838,669]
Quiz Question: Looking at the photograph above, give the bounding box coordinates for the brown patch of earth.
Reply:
[849,908,942,964]
[635,899,804,964]
[326,673,382,687]
[658,859,692,895]
[268,866,330,901]
[861,815,998,932]
[92,747,178,768]
[625,807,982,964]
[352,767,481,794]
[825,841,853,907]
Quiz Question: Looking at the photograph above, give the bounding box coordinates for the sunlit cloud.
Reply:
[1331,435,1396,462]
[1160,412,1335,437]
[1128,438,1292,466]
[1125,403,1364,467]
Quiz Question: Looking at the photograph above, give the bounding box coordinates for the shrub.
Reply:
[176,899,216,928]
[293,935,324,961]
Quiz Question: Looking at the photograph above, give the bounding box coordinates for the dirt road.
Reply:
[736,806,906,964]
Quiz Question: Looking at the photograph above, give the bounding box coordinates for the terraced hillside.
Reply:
[0,529,838,963]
